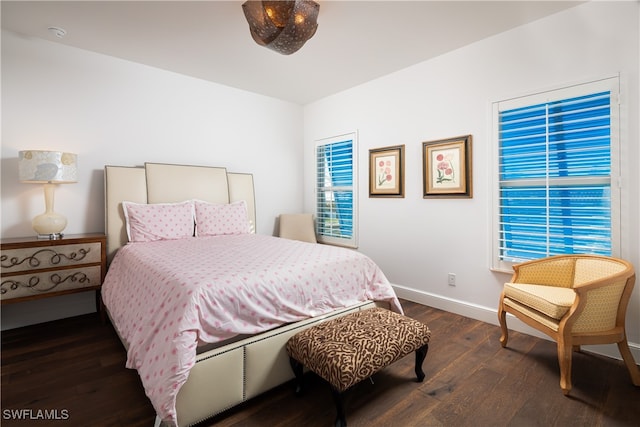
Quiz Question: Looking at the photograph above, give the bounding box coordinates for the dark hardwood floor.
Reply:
[2,299,639,426]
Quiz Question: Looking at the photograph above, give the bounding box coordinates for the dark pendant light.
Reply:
[242,0,320,55]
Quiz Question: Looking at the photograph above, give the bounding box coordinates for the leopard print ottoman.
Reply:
[286,307,431,427]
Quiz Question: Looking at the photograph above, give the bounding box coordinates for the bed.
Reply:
[102,162,402,427]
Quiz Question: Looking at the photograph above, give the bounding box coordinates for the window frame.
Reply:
[314,132,358,248]
[491,77,620,272]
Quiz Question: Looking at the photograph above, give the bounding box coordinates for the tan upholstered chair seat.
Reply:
[503,282,576,320]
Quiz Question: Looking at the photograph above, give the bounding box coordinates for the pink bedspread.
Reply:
[102,234,401,425]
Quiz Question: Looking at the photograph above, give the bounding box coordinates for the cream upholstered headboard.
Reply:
[104,162,256,263]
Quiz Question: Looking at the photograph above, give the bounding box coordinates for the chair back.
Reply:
[278,213,317,243]
[573,257,629,285]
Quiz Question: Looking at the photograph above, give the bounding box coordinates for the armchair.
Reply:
[497,254,640,394]
[278,213,317,243]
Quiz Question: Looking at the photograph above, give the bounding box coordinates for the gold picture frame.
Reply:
[422,135,472,198]
[369,144,405,198]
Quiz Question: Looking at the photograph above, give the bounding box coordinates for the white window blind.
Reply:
[315,132,358,248]
[492,77,620,271]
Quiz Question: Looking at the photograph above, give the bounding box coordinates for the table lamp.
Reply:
[18,150,77,239]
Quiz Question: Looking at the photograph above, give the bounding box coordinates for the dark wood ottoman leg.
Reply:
[415,343,429,382]
[289,357,305,395]
[330,386,347,427]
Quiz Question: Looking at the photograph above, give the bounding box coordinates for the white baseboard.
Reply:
[392,284,640,364]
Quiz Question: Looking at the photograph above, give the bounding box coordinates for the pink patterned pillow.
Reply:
[122,201,195,243]
[195,200,250,236]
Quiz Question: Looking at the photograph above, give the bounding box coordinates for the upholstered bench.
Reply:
[286,307,431,427]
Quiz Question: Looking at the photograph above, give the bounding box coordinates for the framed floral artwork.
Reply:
[369,144,405,198]
[422,135,472,198]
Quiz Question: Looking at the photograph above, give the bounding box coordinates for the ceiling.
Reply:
[2,1,582,105]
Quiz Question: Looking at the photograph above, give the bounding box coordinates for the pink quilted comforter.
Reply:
[102,234,401,425]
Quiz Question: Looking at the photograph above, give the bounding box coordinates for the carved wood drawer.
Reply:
[0,234,107,307]
[1,242,102,274]
[1,265,102,300]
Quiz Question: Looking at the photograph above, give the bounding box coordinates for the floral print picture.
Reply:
[423,135,472,198]
[432,148,459,187]
[369,145,405,198]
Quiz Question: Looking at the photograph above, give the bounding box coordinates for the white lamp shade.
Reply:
[18,150,77,183]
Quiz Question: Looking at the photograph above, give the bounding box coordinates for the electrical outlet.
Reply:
[448,273,456,286]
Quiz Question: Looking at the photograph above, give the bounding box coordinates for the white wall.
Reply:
[2,2,639,364]
[1,30,304,328]
[304,1,640,359]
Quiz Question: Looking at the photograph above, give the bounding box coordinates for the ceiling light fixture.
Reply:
[47,26,67,38]
[242,0,319,55]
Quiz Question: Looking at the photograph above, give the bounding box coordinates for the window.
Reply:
[492,77,620,271]
[315,132,358,247]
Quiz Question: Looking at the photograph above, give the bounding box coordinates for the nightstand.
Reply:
[1,233,107,315]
